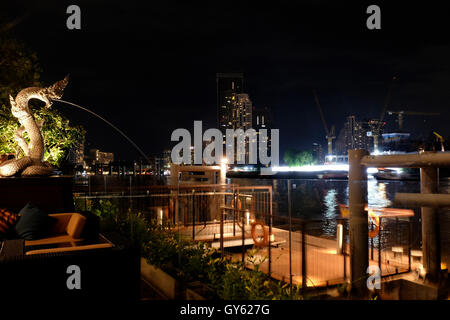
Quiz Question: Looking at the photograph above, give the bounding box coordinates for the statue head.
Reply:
[45,74,69,101]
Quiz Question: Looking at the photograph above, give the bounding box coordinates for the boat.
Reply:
[374,167,419,181]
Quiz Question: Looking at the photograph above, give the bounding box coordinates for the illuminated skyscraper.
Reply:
[342,116,370,152]
[232,93,253,130]
[216,73,244,133]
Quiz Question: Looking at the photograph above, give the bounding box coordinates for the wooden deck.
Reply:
[176,222,413,288]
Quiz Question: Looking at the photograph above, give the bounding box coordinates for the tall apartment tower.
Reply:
[216,73,244,133]
[232,93,253,130]
[344,116,370,152]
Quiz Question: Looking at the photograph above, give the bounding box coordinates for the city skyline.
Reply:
[0,0,449,305]
[1,1,449,160]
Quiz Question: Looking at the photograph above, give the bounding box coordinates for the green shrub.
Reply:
[89,201,304,300]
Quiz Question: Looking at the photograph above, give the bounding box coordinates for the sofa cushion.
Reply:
[0,208,19,238]
[66,213,86,238]
[14,203,57,240]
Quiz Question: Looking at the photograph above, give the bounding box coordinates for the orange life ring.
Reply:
[368,211,380,238]
[251,220,269,247]
[234,196,242,210]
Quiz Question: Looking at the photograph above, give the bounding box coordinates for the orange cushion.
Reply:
[48,213,73,234]
[66,213,86,238]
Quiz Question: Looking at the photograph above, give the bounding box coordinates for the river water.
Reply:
[231,177,450,258]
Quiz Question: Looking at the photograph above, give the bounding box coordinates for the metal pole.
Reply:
[192,190,195,241]
[408,217,412,272]
[348,149,369,296]
[129,175,132,211]
[269,188,272,276]
[371,221,374,261]
[287,179,293,296]
[220,204,224,259]
[233,185,236,237]
[301,222,307,293]
[239,187,245,264]
[343,219,347,280]
[378,217,382,276]
[420,166,441,281]
[241,195,245,264]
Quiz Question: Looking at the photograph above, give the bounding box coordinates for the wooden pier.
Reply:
[176,223,412,288]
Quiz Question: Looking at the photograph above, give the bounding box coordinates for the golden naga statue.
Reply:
[0,76,69,177]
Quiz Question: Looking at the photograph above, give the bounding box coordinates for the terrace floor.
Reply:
[176,222,413,288]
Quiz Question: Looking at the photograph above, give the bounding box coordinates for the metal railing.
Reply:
[348,150,450,293]
[73,180,418,293]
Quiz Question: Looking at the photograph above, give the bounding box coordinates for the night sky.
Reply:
[1,1,450,160]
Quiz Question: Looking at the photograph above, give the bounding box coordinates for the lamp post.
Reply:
[220,157,228,184]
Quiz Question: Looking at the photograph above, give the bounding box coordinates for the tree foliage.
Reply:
[283,149,315,166]
[0,35,85,167]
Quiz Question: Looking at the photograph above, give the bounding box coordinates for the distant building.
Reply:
[382,132,413,152]
[344,116,370,151]
[154,149,172,175]
[253,106,272,130]
[253,106,273,165]
[87,148,114,165]
[67,140,85,166]
[227,93,253,164]
[232,93,253,130]
[367,119,386,153]
[216,72,244,134]
[335,127,347,155]
[312,143,324,164]
[336,116,373,154]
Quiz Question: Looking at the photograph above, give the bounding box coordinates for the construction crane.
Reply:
[313,90,335,155]
[387,110,440,131]
[371,76,397,154]
[433,131,445,152]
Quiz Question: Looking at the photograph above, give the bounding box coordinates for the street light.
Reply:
[220,157,228,184]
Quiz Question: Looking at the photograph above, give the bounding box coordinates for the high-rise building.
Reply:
[252,106,273,164]
[232,93,252,130]
[336,116,372,155]
[253,106,272,130]
[345,116,370,151]
[335,128,347,155]
[228,93,254,164]
[312,143,324,164]
[367,119,386,153]
[216,73,244,133]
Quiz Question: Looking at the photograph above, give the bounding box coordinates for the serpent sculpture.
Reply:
[0,76,69,177]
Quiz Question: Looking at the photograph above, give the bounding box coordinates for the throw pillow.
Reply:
[0,208,19,237]
[14,202,57,240]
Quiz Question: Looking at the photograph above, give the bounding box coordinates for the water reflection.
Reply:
[323,189,338,235]
[368,179,392,208]
[232,177,421,236]
[231,177,449,260]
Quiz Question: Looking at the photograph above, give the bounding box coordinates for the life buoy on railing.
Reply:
[368,210,380,238]
[339,204,380,238]
[251,220,269,247]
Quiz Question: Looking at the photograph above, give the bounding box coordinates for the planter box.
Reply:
[380,279,443,300]
[141,258,180,299]
[185,281,207,300]
[140,258,206,300]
